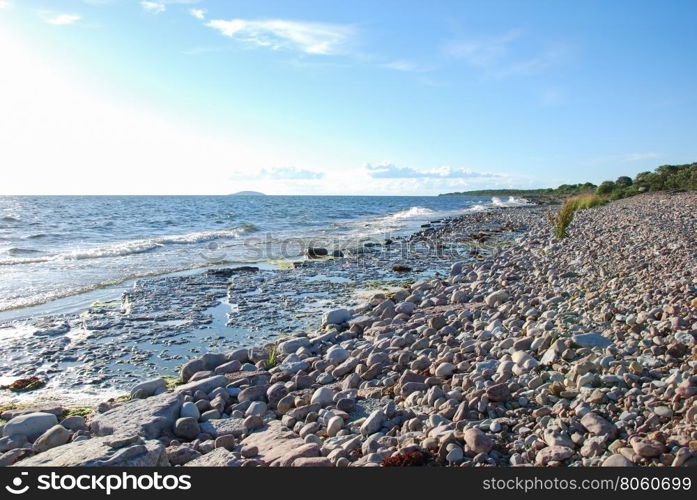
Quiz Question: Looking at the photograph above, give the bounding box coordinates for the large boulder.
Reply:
[90,392,183,439]
[15,434,168,467]
[2,412,58,441]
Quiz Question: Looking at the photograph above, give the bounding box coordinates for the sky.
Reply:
[0,0,696,195]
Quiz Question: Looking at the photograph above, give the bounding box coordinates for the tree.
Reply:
[615,176,633,188]
[596,181,615,195]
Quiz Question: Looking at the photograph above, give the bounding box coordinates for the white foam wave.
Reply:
[491,196,532,207]
[0,225,257,266]
[388,206,437,219]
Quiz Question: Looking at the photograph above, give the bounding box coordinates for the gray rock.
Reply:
[32,425,70,453]
[130,378,167,399]
[572,333,613,349]
[60,415,87,432]
[310,387,334,407]
[180,359,205,382]
[90,392,183,439]
[174,417,200,440]
[174,375,229,395]
[485,290,509,307]
[200,418,247,438]
[360,410,384,435]
[3,412,58,441]
[278,337,311,355]
[15,435,168,466]
[322,308,352,325]
[180,402,200,420]
[183,447,241,466]
[167,446,201,466]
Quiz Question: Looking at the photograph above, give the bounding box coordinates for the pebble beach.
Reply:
[2,192,696,467]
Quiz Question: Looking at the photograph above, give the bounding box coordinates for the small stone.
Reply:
[180,402,200,420]
[486,383,511,402]
[244,415,264,431]
[326,416,343,437]
[310,387,334,407]
[464,428,493,454]
[435,362,455,378]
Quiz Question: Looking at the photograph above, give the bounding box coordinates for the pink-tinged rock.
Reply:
[535,446,574,465]
[631,438,665,458]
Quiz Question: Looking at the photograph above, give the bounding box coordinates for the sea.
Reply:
[0,195,529,319]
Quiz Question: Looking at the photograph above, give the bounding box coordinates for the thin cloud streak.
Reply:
[365,162,502,179]
[205,18,356,56]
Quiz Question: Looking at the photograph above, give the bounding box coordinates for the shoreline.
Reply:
[0,202,531,406]
[2,192,695,467]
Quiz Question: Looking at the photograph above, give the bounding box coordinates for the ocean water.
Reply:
[0,195,528,315]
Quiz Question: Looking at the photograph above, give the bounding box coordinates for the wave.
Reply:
[0,260,241,312]
[0,225,258,266]
[491,196,532,207]
[7,248,42,256]
[388,206,437,219]
[1,216,20,223]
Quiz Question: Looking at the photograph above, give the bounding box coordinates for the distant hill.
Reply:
[230,191,266,196]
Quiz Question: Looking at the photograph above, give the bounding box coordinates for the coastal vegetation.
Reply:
[547,194,607,238]
[440,162,697,200]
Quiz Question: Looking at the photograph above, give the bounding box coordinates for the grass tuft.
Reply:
[548,194,607,238]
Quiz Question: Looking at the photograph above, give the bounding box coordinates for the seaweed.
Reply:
[0,376,46,392]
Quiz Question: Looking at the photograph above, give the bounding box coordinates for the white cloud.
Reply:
[189,8,205,20]
[231,167,324,180]
[365,162,500,180]
[0,1,12,9]
[445,29,567,79]
[383,59,433,73]
[140,1,165,14]
[205,18,355,55]
[444,29,522,66]
[42,13,81,25]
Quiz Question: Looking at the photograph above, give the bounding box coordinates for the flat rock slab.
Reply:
[572,333,613,349]
[200,418,246,438]
[90,392,183,439]
[174,375,229,394]
[241,421,319,466]
[15,435,168,467]
[184,448,241,466]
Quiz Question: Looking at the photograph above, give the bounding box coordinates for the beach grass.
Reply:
[549,194,607,238]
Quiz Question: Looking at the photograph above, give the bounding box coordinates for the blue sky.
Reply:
[0,0,695,195]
